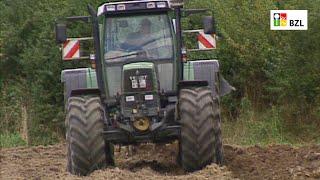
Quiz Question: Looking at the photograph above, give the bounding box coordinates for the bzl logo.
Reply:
[270,10,308,30]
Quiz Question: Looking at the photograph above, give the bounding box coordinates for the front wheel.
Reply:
[178,87,223,172]
[65,97,114,176]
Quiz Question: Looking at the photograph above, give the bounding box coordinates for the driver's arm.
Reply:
[121,32,141,51]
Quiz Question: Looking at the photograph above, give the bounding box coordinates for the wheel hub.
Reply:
[133,117,150,131]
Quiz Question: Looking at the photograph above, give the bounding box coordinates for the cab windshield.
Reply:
[104,14,174,61]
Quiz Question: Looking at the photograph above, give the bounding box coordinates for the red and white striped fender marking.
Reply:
[197,32,216,49]
[63,40,80,60]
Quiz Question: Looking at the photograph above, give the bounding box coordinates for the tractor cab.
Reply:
[100,1,174,61]
[99,1,176,101]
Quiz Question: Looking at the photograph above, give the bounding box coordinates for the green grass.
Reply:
[222,99,320,146]
[0,133,27,148]
[29,132,60,146]
[0,130,60,148]
[28,126,61,146]
[222,117,289,146]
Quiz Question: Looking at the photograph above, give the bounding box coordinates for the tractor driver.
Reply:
[121,18,153,51]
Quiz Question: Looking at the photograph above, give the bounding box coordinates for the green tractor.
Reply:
[56,0,233,176]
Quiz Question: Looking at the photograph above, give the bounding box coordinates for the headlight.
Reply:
[126,96,135,102]
[145,94,154,101]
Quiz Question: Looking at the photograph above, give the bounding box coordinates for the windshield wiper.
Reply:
[105,50,146,61]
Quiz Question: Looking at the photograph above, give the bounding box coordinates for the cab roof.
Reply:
[97,0,171,16]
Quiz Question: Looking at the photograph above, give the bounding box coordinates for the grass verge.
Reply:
[222,99,320,146]
[0,133,27,148]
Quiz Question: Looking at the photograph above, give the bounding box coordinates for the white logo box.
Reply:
[270,10,308,30]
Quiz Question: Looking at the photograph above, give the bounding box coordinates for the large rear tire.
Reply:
[178,87,223,172]
[65,97,114,176]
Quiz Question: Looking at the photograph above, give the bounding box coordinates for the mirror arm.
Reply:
[65,16,91,23]
[182,9,209,16]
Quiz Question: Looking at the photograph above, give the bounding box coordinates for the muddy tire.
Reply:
[178,87,223,172]
[65,97,114,176]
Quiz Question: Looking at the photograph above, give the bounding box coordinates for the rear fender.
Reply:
[183,59,235,97]
[70,88,100,97]
[178,80,208,90]
[61,68,98,101]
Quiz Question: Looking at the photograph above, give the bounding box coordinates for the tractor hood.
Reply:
[121,62,160,119]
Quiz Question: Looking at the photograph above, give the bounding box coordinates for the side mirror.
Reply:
[55,23,67,43]
[202,16,216,34]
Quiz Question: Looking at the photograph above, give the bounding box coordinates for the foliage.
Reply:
[184,0,320,144]
[0,0,105,146]
[0,133,27,148]
[223,101,320,145]
[0,0,319,147]
[223,96,286,145]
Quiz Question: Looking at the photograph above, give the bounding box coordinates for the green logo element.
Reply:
[274,13,280,26]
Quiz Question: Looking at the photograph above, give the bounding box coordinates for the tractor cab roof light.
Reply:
[157,2,167,8]
[98,1,171,16]
[117,4,126,11]
[147,2,156,9]
[106,5,116,11]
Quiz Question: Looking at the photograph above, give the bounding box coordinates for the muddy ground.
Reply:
[1,143,320,180]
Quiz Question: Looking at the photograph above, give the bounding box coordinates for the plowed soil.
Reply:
[1,143,320,180]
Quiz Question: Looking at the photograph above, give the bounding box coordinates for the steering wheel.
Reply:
[125,36,163,52]
[141,36,163,47]
[126,45,142,52]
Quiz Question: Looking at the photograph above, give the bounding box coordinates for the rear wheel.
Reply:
[66,97,114,176]
[178,87,223,172]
